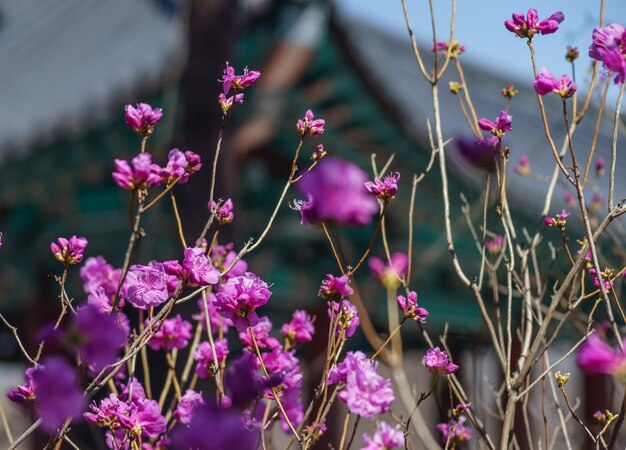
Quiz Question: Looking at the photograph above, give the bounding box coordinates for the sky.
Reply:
[336,0,625,101]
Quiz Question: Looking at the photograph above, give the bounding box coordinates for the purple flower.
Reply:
[281,310,315,347]
[221,63,261,94]
[125,264,171,309]
[328,351,394,419]
[33,357,86,432]
[485,236,504,255]
[327,299,360,338]
[209,243,248,278]
[84,393,128,430]
[218,93,245,113]
[365,172,400,200]
[296,109,325,136]
[174,390,205,425]
[533,68,577,98]
[80,256,121,299]
[369,252,409,288]
[159,149,202,184]
[213,272,272,331]
[72,305,126,371]
[319,274,353,302]
[225,353,279,409]
[50,235,88,265]
[192,295,232,334]
[588,267,614,292]
[194,339,229,378]
[596,157,606,176]
[397,291,429,322]
[544,210,570,228]
[7,367,37,407]
[209,198,235,225]
[259,348,303,394]
[513,155,530,176]
[295,157,379,227]
[477,111,512,139]
[147,314,193,351]
[125,103,163,137]
[437,417,472,446]
[432,40,466,59]
[182,247,220,286]
[119,397,167,442]
[424,347,459,375]
[170,405,258,450]
[112,153,162,190]
[455,136,501,172]
[589,24,626,84]
[239,316,281,350]
[362,421,405,450]
[505,9,564,39]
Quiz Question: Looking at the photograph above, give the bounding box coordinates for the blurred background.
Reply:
[0,0,624,448]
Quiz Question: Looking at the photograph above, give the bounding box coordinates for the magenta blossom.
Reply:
[125,264,171,309]
[432,40,466,59]
[397,291,429,322]
[192,295,232,334]
[505,9,564,39]
[319,273,353,302]
[485,236,504,255]
[437,417,472,446]
[281,310,315,347]
[183,247,220,286]
[295,157,378,226]
[596,157,606,176]
[544,210,570,228]
[369,252,409,288]
[7,367,37,407]
[209,243,248,278]
[33,357,86,432]
[194,339,229,378]
[365,172,400,200]
[213,272,272,331]
[296,109,325,136]
[218,92,244,113]
[513,155,530,176]
[147,314,193,351]
[112,152,162,190]
[328,299,360,337]
[125,103,163,137]
[362,421,405,450]
[259,348,303,395]
[533,68,576,98]
[209,198,235,225]
[589,24,626,84]
[221,63,261,94]
[159,149,202,184]
[239,316,280,350]
[50,235,88,265]
[588,267,614,292]
[80,256,121,299]
[424,347,459,375]
[174,390,205,425]
[328,351,394,419]
[477,111,512,139]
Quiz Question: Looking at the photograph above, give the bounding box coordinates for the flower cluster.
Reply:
[328,299,360,337]
[281,310,315,349]
[365,172,400,201]
[477,111,512,140]
[504,9,564,39]
[318,273,353,302]
[544,210,570,228]
[210,198,235,225]
[432,40,466,59]
[50,235,88,265]
[147,314,193,351]
[533,68,576,98]
[297,109,325,136]
[424,347,459,375]
[159,148,202,184]
[362,421,405,450]
[397,291,429,322]
[113,153,162,190]
[125,103,163,137]
[213,272,272,330]
[589,23,626,84]
[164,247,220,287]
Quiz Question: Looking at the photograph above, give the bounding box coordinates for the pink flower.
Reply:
[296,109,325,136]
[369,252,409,288]
[112,153,162,190]
[319,274,353,302]
[424,347,459,375]
[182,247,220,286]
[505,9,564,39]
[125,103,163,137]
[50,235,88,265]
[327,299,360,338]
[533,68,576,98]
[485,236,504,255]
[281,310,315,347]
[221,63,261,94]
[209,198,235,225]
[432,40,466,59]
[7,367,37,407]
[588,267,614,291]
[147,314,193,351]
[576,335,624,375]
[362,421,405,450]
[218,92,244,113]
[328,351,394,419]
[477,111,512,139]
[159,149,202,184]
[513,155,530,176]
[72,305,126,371]
[239,316,280,350]
[194,339,229,378]
[544,210,570,228]
[213,272,272,331]
[259,348,303,394]
[174,390,205,425]
[125,264,171,309]
[80,256,121,298]
[589,24,626,84]
[437,417,472,446]
[365,172,400,200]
[396,291,429,322]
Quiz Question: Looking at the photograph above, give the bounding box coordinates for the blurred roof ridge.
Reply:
[0,0,182,159]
